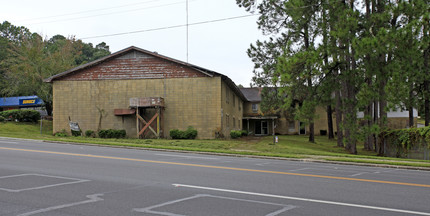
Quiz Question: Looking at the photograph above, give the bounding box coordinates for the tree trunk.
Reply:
[378,80,387,156]
[373,100,379,151]
[309,122,315,143]
[343,78,357,154]
[379,89,387,129]
[364,102,374,151]
[344,11,357,154]
[304,24,315,143]
[408,80,414,127]
[424,21,429,126]
[322,2,334,140]
[425,84,429,127]
[335,90,343,147]
[327,105,334,139]
[363,0,374,151]
[408,106,414,128]
[45,102,53,116]
[341,77,356,153]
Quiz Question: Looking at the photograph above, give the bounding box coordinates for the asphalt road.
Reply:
[0,137,429,216]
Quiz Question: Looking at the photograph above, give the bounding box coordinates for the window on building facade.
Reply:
[226,114,229,127]
[226,87,229,104]
[233,117,236,128]
[252,103,258,113]
[288,121,295,132]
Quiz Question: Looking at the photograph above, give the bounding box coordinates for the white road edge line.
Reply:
[173,184,430,216]
[0,137,43,142]
[0,141,18,144]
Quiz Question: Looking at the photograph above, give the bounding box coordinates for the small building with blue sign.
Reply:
[0,96,44,111]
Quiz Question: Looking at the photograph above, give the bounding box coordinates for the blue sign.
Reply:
[19,98,39,106]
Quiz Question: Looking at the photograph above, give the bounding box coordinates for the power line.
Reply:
[17,0,167,22]
[80,14,259,40]
[26,0,189,25]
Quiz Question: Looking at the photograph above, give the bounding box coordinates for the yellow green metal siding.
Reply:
[220,81,244,138]
[52,77,222,139]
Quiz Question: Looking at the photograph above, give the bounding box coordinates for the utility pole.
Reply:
[186,0,189,63]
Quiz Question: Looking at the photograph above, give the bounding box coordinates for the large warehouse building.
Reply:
[45,46,246,139]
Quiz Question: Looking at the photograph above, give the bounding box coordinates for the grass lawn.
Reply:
[0,120,53,139]
[0,121,429,168]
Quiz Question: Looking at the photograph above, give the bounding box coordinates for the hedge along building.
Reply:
[45,46,246,139]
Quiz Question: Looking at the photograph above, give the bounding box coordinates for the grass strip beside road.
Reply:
[0,121,429,169]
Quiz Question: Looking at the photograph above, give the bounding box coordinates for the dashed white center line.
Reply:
[155,153,219,160]
[288,168,311,172]
[350,172,368,177]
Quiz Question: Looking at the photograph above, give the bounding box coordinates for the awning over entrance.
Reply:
[243,116,277,120]
[243,116,277,136]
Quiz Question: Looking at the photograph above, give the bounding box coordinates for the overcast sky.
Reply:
[1,0,266,87]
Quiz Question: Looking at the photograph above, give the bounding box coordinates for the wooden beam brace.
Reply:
[139,113,159,136]
[138,114,157,136]
[157,108,160,138]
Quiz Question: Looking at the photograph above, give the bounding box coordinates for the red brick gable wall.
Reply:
[61,51,207,81]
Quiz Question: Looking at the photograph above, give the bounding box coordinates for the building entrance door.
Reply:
[255,121,261,135]
[261,121,268,135]
[299,122,306,135]
[255,121,268,135]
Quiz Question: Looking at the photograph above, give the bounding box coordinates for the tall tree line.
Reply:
[237,0,429,154]
[0,21,111,115]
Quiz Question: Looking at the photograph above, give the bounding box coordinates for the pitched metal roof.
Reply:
[240,88,262,102]
[44,46,247,101]
[0,95,44,107]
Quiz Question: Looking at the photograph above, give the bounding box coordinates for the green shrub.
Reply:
[71,130,82,137]
[98,129,126,139]
[241,130,248,136]
[98,130,106,138]
[0,116,4,122]
[85,130,95,137]
[185,126,198,139]
[230,130,243,139]
[170,129,181,139]
[54,129,68,137]
[0,109,40,122]
[380,127,430,158]
[117,129,126,138]
[170,126,198,139]
[55,133,68,137]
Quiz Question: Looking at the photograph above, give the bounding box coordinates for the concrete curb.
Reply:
[42,140,430,172]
